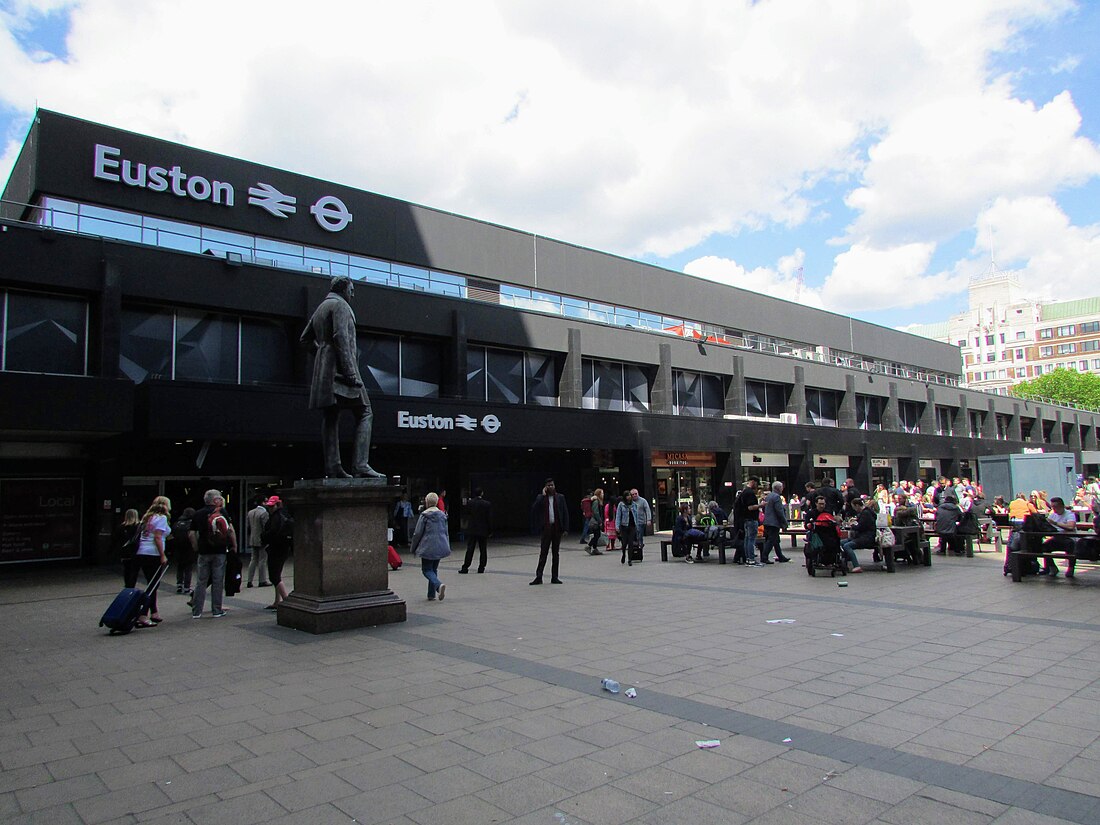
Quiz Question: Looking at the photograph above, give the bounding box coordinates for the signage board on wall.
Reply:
[652,451,716,468]
[396,410,501,434]
[740,452,789,467]
[871,458,890,468]
[0,479,83,563]
[815,454,848,468]
[919,459,938,469]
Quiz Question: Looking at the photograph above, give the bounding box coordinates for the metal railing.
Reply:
[5,196,962,388]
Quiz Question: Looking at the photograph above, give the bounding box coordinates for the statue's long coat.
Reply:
[300,292,369,409]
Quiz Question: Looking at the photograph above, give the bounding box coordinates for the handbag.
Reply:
[876,527,896,548]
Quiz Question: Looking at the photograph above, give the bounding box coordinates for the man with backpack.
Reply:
[188,489,238,618]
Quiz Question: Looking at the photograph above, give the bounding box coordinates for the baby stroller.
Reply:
[805,521,848,577]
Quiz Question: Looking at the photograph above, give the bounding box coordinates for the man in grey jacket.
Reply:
[760,481,792,564]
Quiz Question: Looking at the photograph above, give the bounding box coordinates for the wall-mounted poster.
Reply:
[0,479,83,563]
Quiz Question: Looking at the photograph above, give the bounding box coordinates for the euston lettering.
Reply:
[94,144,234,206]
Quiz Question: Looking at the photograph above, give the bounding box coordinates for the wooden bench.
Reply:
[1008,532,1098,581]
[884,525,931,572]
[1009,550,1077,582]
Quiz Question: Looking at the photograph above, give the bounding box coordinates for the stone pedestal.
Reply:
[277,479,406,634]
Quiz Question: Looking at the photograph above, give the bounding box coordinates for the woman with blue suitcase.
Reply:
[132,496,171,627]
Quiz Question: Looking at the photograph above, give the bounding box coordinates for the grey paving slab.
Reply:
[2,542,1100,824]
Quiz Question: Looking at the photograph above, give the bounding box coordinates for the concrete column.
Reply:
[99,261,122,378]
[650,343,673,415]
[982,399,998,439]
[1010,403,1022,442]
[560,328,584,408]
[882,382,899,431]
[726,433,742,496]
[1031,406,1044,443]
[1069,413,1083,452]
[444,309,467,399]
[840,374,857,429]
[787,366,807,422]
[637,428,655,510]
[725,354,746,416]
[920,387,937,433]
[899,445,919,483]
[1051,410,1065,445]
[954,393,969,438]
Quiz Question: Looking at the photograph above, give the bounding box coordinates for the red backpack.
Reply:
[208,510,230,551]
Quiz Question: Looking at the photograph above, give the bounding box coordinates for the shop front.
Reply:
[871,457,898,490]
[739,451,792,493]
[813,454,849,487]
[652,450,716,530]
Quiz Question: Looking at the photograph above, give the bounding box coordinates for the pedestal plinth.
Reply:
[277,479,406,634]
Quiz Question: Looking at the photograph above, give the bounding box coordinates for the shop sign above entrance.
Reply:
[871,458,890,468]
[93,144,354,232]
[397,410,501,434]
[651,450,715,468]
[816,454,848,468]
[740,452,788,467]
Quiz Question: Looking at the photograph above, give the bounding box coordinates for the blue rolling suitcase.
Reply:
[100,563,167,635]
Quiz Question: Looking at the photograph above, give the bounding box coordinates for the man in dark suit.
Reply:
[531,478,569,585]
[459,488,492,574]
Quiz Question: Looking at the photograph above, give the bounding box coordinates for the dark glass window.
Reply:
[525,352,558,406]
[174,311,238,383]
[856,395,883,431]
[806,388,840,427]
[359,334,400,395]
[466,347,486,400]
[583,359,650,412]
[969,410,983,438]
[624,365,650,412]
[3,292,87,376]
[400,339,441,398]
[467,346,556,405]
[935,406,954,436]
[486,349,524,403]
[746,380,786,418]
[673,370,724,417]
[584,360,624,411]
[898,400,921,433]
[120,306,173,382]
[241,318,293,385]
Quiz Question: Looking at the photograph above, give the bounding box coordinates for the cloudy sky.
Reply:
[1,0,1098,330]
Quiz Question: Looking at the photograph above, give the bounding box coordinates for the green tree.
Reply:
[1011,368,1100,409]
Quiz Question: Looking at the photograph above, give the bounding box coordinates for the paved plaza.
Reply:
[2,538,1099,825]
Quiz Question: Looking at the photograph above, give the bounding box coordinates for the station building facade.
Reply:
[3,110,1098,564]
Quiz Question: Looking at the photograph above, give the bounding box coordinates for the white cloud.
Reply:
[978,196,1100,301]
[684,249,823,308]
[0,0,1097,323]
[844,86,1100,245]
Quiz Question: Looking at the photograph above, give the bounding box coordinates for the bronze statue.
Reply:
[301,276,384,479]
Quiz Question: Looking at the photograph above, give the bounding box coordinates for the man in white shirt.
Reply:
[1044,496,1077,578]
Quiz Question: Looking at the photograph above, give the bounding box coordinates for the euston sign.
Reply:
[93,144,354,232]
[397,410,501,434]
